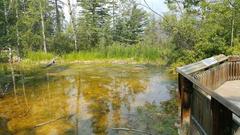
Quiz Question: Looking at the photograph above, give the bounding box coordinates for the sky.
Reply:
[62,0,169,21]
[137,0,169,14]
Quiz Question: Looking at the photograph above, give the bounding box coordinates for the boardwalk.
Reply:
[177,55,240,135]
[215,80,240,108]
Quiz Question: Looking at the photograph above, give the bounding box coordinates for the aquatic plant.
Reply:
[130,89,179,135]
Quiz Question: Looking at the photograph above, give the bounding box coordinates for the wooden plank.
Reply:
[177,54,228,75]
[228,56,240,62]
[177,69,240,117]
[191,89,212,135]
[192,63,229,90]
[190,116,208,135]
[211,98,232,135]
[178,55,240,135]
[215,80,240,108]
[179,74,193,126]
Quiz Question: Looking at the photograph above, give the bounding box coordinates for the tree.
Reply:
[144,17,167,47]
[67,0,78,50]
[113,2,148,44]
[39,0,47,53]
[77,0,112,49]
[161,0,240,71]
[54,0,61,32]
[15,0,20,56]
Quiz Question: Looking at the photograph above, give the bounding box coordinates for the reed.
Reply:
[25,51,55,61]
[24,44,167,64]
[62,44,166,63]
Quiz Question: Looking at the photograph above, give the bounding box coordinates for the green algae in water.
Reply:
[0,63,178,135]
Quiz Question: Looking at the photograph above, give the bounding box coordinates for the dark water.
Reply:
[0,63,177,135]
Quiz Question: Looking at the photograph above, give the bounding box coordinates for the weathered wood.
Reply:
[192,62,229,90]
[111,128,151,134]
[228,56,240,62]
[179,74,193,127]
[191,89,212,135]
[178,68,240,117]
[177,55,240,135]
[46,58,56,67]
[34,114,74,128]
[211,98,232,135]
[177,54,228,75]
[215,80,240,109]
[228,61,240,80]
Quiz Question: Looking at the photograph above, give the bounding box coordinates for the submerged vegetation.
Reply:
[131,88,179,135]
[0,63,177,135]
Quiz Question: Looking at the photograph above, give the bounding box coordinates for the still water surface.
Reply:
[0,63,176,135]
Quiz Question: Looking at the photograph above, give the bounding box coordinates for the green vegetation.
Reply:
[163,0,240,74]
[59,44,167,63]
[25,51,55,62]
[21,44,168,64]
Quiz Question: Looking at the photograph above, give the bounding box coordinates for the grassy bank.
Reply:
[22,44,169,65]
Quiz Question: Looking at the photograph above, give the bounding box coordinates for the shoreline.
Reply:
[19,58,166,66]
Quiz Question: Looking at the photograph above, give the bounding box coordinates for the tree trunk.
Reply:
[3,0,9,35]
[15,0,20,57]
[230,12,235,47]
[40,1,47,53]
[67,0,78,51]
[55,0,61,33]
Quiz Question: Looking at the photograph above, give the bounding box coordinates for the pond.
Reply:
[0,63,178,135]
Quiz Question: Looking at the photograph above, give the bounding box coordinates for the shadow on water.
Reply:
[0,63,178,135]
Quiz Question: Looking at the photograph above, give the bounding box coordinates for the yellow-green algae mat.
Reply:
[0,63,176,135]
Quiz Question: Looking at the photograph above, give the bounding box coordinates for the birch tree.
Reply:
[39,0,47,53]
[15,0,20,56]
[55,0,61,33]
[67,0,78,51]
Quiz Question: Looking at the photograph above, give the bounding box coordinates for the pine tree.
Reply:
[113,1,148,44]
[78,0,111,48]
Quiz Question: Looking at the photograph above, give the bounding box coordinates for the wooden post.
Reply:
[179,74,193,127]
[211,98,232,135]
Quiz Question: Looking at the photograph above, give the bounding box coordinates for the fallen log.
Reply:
[34,114,74,128]
[111,127,152,135]
[0,83,11,98]
[46,58,56,68]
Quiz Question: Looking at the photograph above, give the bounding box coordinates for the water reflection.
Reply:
[0,64,175,135]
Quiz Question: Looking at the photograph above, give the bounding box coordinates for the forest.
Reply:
[0,0,240,71]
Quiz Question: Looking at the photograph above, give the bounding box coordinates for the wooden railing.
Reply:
[177,55,240,135]
[192,62,229,90]
[192,58,240,90]
[228,56,240,80]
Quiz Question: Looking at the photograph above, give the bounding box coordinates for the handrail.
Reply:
[177,55,240,117]
[177,54,228,75]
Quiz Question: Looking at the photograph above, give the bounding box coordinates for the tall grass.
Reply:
[62,44,167,63]
[24,44,167,64]
[25,51,55,61]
